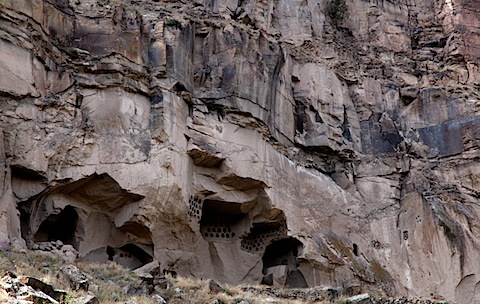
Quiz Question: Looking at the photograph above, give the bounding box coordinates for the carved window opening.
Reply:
[106,246,115,261]
[353,243,359,256]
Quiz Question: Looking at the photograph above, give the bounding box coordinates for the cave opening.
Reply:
[33,205,79,248]
[107,246,115,261]
[11,165,46,181]
[199,200,250,242]
[241,221,286,253]
[353,243,359,256]
[263,238,302,269]
[119,243,154,266]
[261,237,308,288]
[81,243,154,269]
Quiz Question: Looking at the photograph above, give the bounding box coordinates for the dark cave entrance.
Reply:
[241,221,287,253]
[34,205,79,248]
[262,237,308,288]
[118,243,154,266]
[199,200,250,242]
[82,243,154,269]
[263,238,301,269]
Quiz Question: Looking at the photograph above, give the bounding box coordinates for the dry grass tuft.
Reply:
[75,262,144,303]
[0,250,335,304]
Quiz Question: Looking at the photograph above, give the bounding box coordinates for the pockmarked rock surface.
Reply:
[1,0,480,302]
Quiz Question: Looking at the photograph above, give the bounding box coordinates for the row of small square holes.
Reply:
[202,222,236,239]
[188,196,203,219]
[241,226,285,253]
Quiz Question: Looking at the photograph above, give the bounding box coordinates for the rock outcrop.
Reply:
[0,272,65,304]
[1,0,480,302]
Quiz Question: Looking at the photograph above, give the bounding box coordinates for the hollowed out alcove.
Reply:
[81,243,153,270]
[33,205,79,248]
[199,200,250,243]
[241,221,287,253]
[261,237,308,288]
[263,238,302,269]
[112,243,154,269]
[119,244,153,264]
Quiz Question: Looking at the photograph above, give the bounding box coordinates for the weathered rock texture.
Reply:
[1,0,480,302]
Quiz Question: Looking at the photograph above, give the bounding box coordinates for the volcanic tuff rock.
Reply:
[1,0,480,302]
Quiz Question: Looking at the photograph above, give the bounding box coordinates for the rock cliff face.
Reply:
[1,0,480,301]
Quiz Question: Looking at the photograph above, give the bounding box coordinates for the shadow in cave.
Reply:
[34,205,79,248]
[119,243,153,266]
[80,243,154,270]
[262,237,308,288]
[199,199,250,243]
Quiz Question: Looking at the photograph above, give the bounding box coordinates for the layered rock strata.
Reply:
[1,0,480,302]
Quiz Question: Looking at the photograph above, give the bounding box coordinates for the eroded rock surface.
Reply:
[1,0,480,302]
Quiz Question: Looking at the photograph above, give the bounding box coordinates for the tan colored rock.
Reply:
[59,265,89,292]
[292,63,358,151]
[73,293,99,304]
[0,272,60,304]
[0,40,37,97]
[3,0,480,302]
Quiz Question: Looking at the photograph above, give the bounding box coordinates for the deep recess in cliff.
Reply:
[2,0,480,302]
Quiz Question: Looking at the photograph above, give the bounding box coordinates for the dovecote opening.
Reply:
[188,196,204,220]
[199,200,250,243]
[241,221,287,254]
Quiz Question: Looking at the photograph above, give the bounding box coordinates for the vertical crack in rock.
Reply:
[265,45,284,132]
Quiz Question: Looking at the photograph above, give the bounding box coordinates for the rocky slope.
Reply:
[0,245,449,304]
[1,0,480,302]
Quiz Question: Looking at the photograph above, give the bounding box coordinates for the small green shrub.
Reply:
[325,0,348,26]
[165,19,182,28]
[370,260,392,283]
[413,69,423,77]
